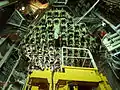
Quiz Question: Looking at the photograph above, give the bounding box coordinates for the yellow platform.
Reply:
[23,66,111,90]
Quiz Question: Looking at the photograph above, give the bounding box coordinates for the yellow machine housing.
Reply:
[23,66,111,90]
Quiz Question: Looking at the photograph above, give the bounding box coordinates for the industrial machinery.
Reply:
[102,30,120,80]
[20,6,111,90]
[21,7,98,70]
[1,0,120,90]
[23,47,111,90]
[23,67,111,90]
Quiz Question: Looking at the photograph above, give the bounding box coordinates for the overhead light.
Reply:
[21,6,25,11]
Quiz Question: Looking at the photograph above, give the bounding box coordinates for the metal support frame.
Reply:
[102,32,120,80]
[108,62,120,80]
[7,9,25,27]
[61,47,97,68]
[95,12,120,32]
[0,44,15,68]
[0,38,7,46]
[102,33,120,51]
[2,55,21,90]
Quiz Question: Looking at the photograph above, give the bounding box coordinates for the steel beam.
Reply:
[0,44,15,68]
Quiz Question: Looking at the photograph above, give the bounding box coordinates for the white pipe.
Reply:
[115,24,120,30]
[95,13,116,30]
[2,55,21,90]
[95,13,120,34]
[77,0,100,23]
